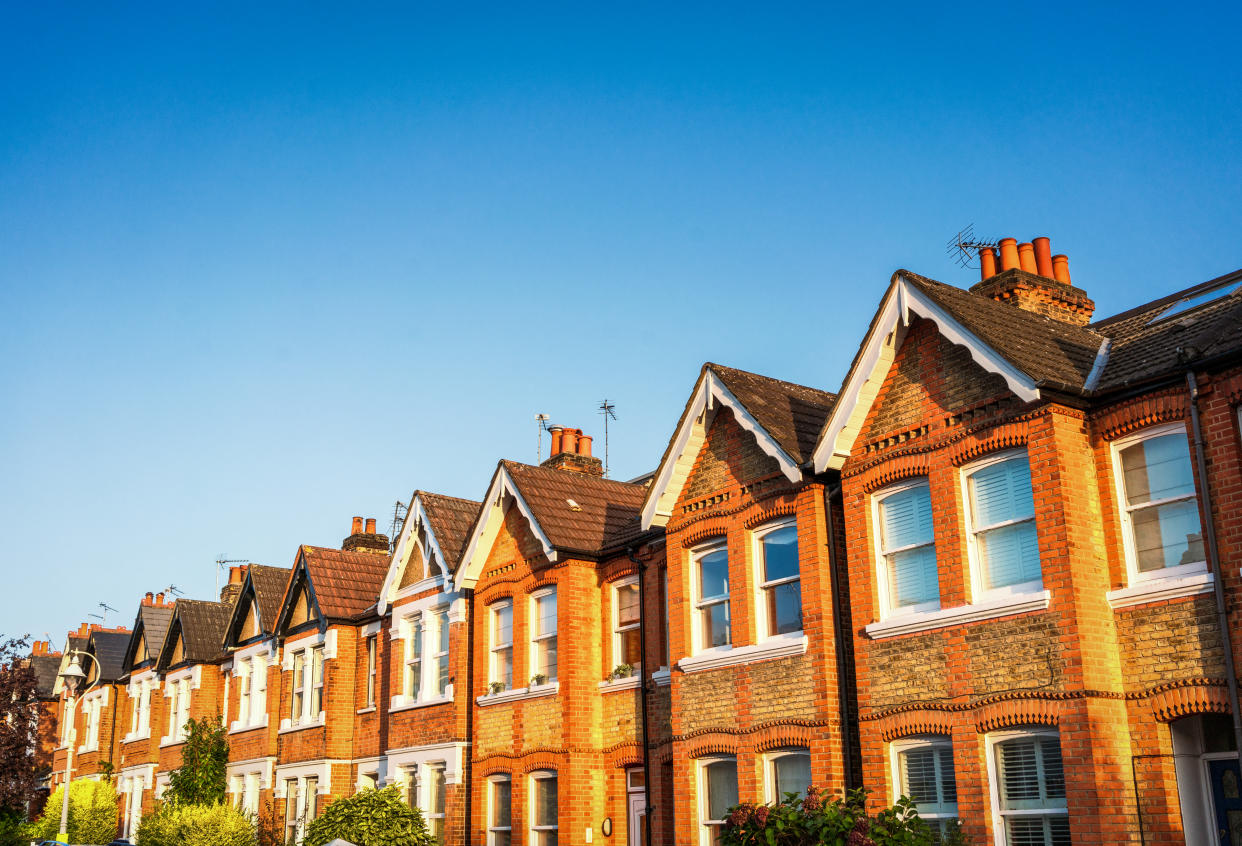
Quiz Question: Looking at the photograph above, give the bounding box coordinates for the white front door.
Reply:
[628,792,647,846]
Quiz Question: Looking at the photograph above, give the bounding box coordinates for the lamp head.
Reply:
[60,652,86,695]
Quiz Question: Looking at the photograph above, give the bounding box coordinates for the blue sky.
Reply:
[2,3,1239,644]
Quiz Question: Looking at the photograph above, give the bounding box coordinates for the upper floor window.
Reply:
[529,770,558,846]
[530,589,557,683]
[84,696,103,749]
[1113,425,1205,580]
[659,565,670,668]
[433,611,451,696]
[693,542,730,652]
[613,577,642,671]
[365,635,377,708]
[130,679,152,737]
[490,600,514,691]
[988,729,1068,846]
[237,654,267,727]
[290,644,324,723]
[166,678,190,741]
[488,774,512,846]
[874,480,939,615]
[754,520,802,637]
[405,614,423,700]
[699,756,738,846]
[964,451,1041,596]
[766,747,812,801]
[893,736,958,840]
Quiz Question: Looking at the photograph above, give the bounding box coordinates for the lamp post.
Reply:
[57,650,99,844]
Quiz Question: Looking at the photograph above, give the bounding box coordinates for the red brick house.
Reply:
[453,440,663,846]
[377,491,480,844]
[811,241,1242,845]
[59,626,131,790]
[26,640,64,813]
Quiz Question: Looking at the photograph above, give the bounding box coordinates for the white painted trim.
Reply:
[650,667,672,686]
[1083,338,1111,392]
[871,478,940,619]
[599,676,641,693]
[228,712,270,734]
[379,493,453,615]
[385,741,467,788]
[389,691,454,713]
[888,737,958,823]
[864,591,1051,639]
[476,681,560,706]
[984,728,1067,846]
[226,756,276,790]
[641,369,802,530]
[455,465,557,591]
[750,516,801,641]
[273,760,338,796]
[1107,571,1215,609]
[813,277,1040,472]
[677,633,807,674]
[960,449,1043,604]
[278,712,326,734]
[230,638,278,669]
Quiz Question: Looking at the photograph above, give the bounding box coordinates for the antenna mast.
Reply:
[946,223,998,269]
[388,500,409,553]
[215,556,250,596]
[598,399,617,478]
[535,414,550,461]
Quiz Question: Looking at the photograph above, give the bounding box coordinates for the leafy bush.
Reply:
[25,779,119,844]
[136,802,257,846]
[0,810,28,846]
[303,787,434,846]
[721,787,935,846]
[165,716,230,807]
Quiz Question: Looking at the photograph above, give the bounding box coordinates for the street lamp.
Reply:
[57,650,99,845]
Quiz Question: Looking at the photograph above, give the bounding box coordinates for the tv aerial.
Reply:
[598,399,617,478]
[947,224,998,269]
[89,602,118,624]
[535,414,551,461]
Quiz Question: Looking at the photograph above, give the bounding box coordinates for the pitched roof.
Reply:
[298,546,390,621]
[501,461,649,557]
[249,565,293,633]
[707,364,838,464]
[29,655,61,698]
[418,492,481,571]
[88,631,131,682]
[126,604,174,669]
[168,600,232,665]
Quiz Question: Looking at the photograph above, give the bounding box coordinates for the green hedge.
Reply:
[303,787,434,846]
[720,788,941,846]
[25,780,119,845]
[136,802,257,846]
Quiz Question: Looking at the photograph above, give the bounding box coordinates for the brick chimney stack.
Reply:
[220,564,248,605]
[972,235,1095,325]
[342,516,390,554]
[540,425,605,476]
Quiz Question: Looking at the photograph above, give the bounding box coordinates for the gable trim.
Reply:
[640,368,802,530]
[274,554,326,636]
[453,465,556,591]
[378,494,451,615]
[812,276,1040,472]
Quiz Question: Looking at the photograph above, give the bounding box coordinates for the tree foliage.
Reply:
[25,779,119,845]
[136,802,257,846]
[165,716,229,807]
[303,787,434,846]
[721,787,940,846]
[0,635,40,816]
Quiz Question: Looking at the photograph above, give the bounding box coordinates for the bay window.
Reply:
[289,644,325,724]
[964,451,1041,596]
[531,588,557,683]
[406,614,423,700]
[166,678,190,741]
[767,747,812,801]
[693,542,731,651]
[699,756,738,846]
[875,480,939,614]
[488,774,512,846]
[893,737,958,840]
[434,611,451,695]
[491,600,514,691]
[530,770,558,846]
[755,520,802,636]
[1114,424,1205,580]
[988,730,1069,846]
[614,577,642,670]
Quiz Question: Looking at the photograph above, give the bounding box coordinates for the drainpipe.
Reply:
[822,483,858,791]
[626,546,654,846]
[463,587,475,846]
[1185,368,1242,762]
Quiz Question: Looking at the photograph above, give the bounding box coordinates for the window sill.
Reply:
[228,715,269,734]
[651,667,672,686]
[599,676,641,693]
[77,744,99,754]
[677,633,808,674]
[1107,571,1215,609]
[389,694,454,713]
[158,737,185,749]
[356,706,376,715]
[278,714,326,734]
[122,731,151,744]
[476,682,559,706]
[864,591,1051,639]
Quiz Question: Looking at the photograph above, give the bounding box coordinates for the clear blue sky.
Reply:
[2,3,1239,645]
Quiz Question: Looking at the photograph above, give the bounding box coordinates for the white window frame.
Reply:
[426,761,447,840]
[490,600,514,691]
[764,747,812,803]
[961,449,1043,601]
[698,755,737,846]
[529,769,558,845]
[612,576,642,673]
[691,540,731,655]
[985,728,1069,846]
[890,736,958,837]
[166,677,190,742]
[488,774,512,846]
[365,634,377,708]
[529,588,557,684]
[289,645,325,725]
[432,609,451,696]
[1111,422,1207,584]
[752,517,803,639]
[405,613,424,700]
[872,479,940,618]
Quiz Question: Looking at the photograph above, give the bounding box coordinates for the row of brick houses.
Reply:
[37,240,1242,845]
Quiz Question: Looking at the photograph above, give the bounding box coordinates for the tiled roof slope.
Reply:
[300,546,389,621]
[502,461,649,557]
[1092,269,1242,391]
[29,655,61,698]
[139,605,174,661]
[249,565,293,633]
[90,631,131,682]
[418,492,481,572]
[708,363,837,464]
[174,600,232,664]
[900,272,1105,393]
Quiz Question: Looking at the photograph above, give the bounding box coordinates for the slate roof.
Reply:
[89,631,132,682]
[30,655,61,698]
[417,492,481,572]
[127,604,175,669]
[299,546,390,621]
[166,600,232,665]
[502,461,650,557]
[249,565,293,634]
[708,363,838,464]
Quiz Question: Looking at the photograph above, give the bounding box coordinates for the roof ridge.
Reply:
[706,361,838,398]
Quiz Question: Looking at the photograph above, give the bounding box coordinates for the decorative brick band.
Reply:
[674,718,829,758]
[742,501,797,530]
[1092,387,1188,442]
[666,480,797,536]
[875,709,955,742]
[858,454,932,494]
[605,742,643,769]
[1145,679,1231,723]
[949,421,1030,466]
[862,689,1125,734]
[973,697,1060,732]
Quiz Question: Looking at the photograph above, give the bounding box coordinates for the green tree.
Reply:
[164,716,229,806]
[136,802,257,846]
[24,780,119,845]
[0,635,39,819]
[303,787,434,846]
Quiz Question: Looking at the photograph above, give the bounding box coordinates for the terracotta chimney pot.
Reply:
[1052,254,1071,284]
[979,247,997,281]
[548,426,563,457]
[229,565,245,585]
[1018,242,1037,273]
[156,593,165,605]
[1033,237,1054,278]
[351,516,363,536]
[577,433,593,457]
[144,592,154,605]
[561,428,578,455]
[998,238,1019,271]
[365,518,377,534]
